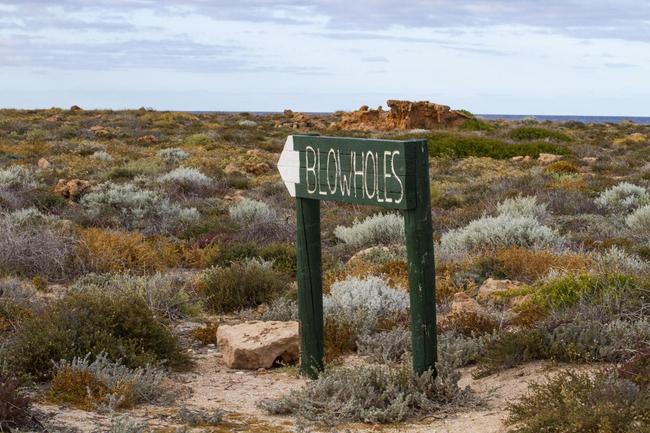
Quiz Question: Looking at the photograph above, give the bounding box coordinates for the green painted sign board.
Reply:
[279,135,437,378]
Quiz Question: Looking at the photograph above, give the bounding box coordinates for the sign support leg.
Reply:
[404,141,437,375]
[296,197,324,378]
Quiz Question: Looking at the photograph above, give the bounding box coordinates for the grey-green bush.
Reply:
[259,359,473,425]
[0,208,78,280]
[81,182,199,233]
[334,213,405,248]
[72,272,202,320]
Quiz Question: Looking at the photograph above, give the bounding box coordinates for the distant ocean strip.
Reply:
[476,114,650,125]
[189,111,650,125]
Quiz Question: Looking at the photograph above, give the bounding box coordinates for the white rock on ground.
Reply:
[537,153,562,164]
[217,320,299,369]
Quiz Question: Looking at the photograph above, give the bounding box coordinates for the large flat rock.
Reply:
[217,320,299,370]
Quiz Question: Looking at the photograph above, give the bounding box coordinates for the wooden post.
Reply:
[404,139,437,375]
[295,197,324,378]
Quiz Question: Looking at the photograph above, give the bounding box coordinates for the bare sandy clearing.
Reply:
[35,353,579,433]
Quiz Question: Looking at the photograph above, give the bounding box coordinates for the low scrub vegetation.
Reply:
[508,126,572,142]
[439,214,563,261]
[0,208,78,280]
[81,182,199,233]
[0,109,649,431]
[260,360,473,425]
[595,181,648,212]
[424,132,570,159]
[334,213,405,248]
[7,291,187,380]
[0,373,32,431]
[49,353,170,411]
[506,370,649,433]
[199,258,287,313]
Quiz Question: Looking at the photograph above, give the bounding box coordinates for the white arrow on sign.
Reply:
[277,135,300,197]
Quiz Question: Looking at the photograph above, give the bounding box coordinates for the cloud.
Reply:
[1,0,649,42]
[0,35,248,73]
[604,62,638,69]
[362,56,389,63]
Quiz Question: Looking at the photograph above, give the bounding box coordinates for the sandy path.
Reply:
[36,351,569,433]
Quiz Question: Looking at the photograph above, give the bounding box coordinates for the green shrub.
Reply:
[72,273,202,320]
[476,317,650,377]
[506,370,650,433]
[106,159,164,180]
[199,259,287,313]
[509,126,572,142]
[545,160,579,174]
[425,132,569,159]
[214,242,296,276]
[184,133,213,147]
[475,329,547,377]
[8,291,187,380]
[223,172,250,189]
[259,360,473,425]
[533,273,636,312]
[459,118,494,132]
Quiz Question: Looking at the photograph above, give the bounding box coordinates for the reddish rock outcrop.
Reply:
[339,100,470,131]
[136,135,158,145]
[274,111,327,130]
[54,179,91,201]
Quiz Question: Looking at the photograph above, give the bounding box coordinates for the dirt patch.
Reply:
[34,353,586,433]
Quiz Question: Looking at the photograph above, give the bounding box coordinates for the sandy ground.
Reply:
[35,346,570,433]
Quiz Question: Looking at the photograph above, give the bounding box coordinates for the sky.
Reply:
[1,1,649,115]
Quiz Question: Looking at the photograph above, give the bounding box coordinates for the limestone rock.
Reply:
[274,111,327,130]
[538,153,561,164]
[339,100,470,131]
[224,163,243,175]
[238,119,257,127]
[137,135,158,145]
[450,292,487,317]
[89,125,112,137]
[217,321,299,370]
[581,157,597,164]
[37,158,50,170]
[477,278,523,303]
[347,246,391,264]
[244,162,272,176]
[54,179,91,201]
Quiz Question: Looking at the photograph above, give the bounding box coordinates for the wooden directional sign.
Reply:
[278,135,417,209]
[279,135,437,379]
